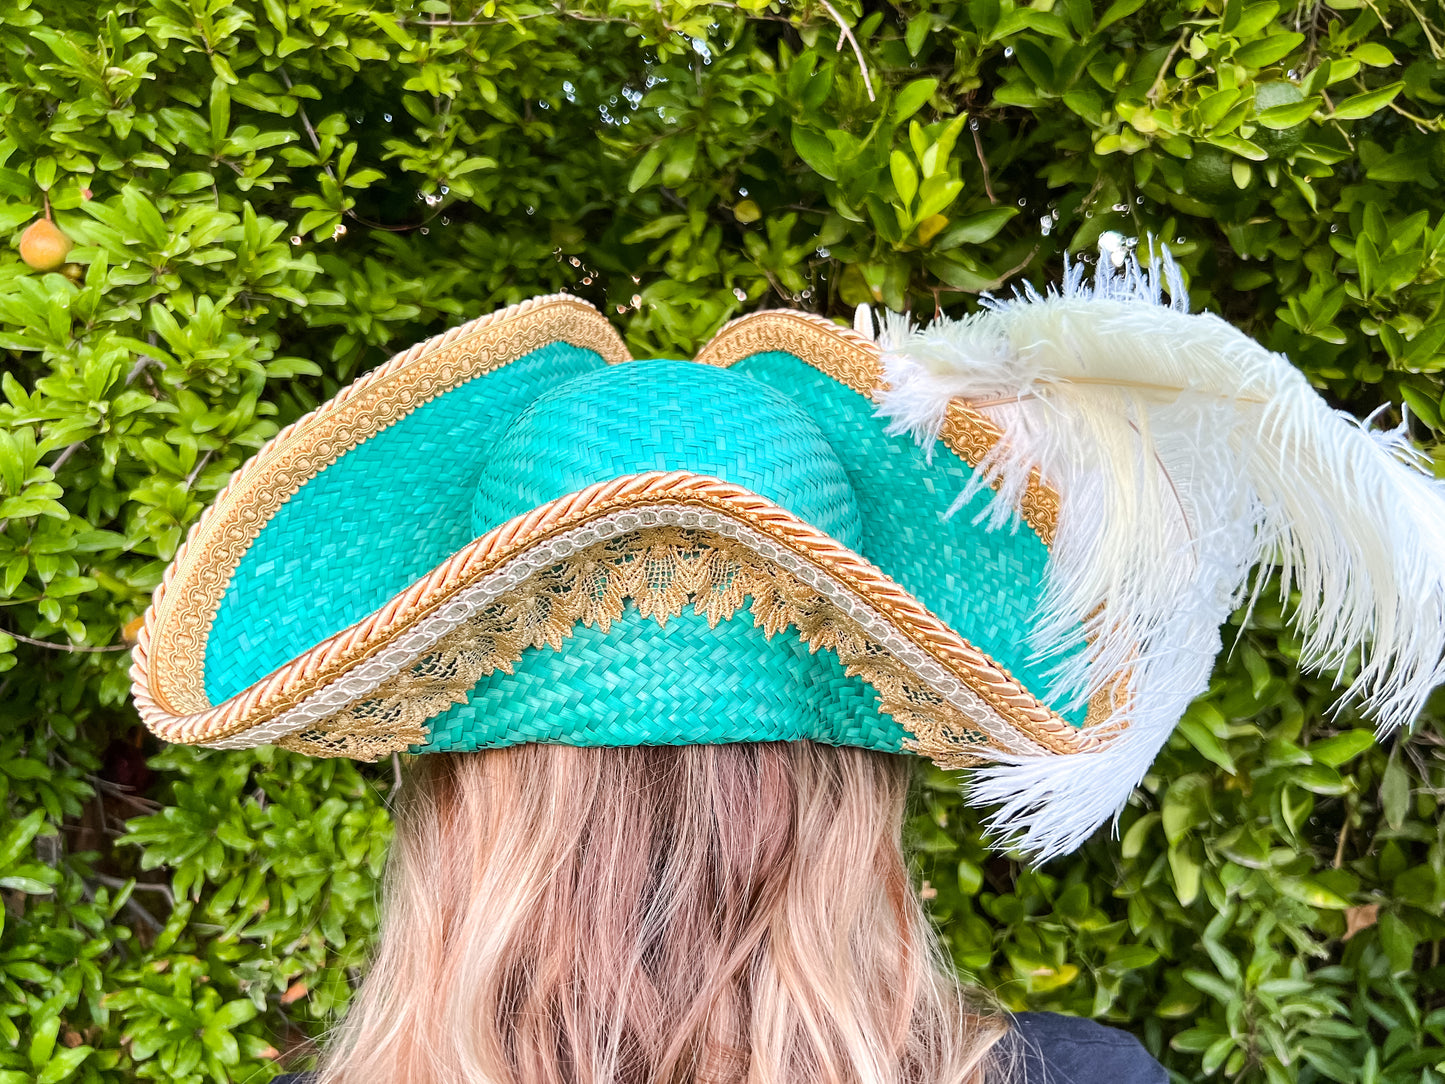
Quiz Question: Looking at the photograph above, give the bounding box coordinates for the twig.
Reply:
[760,266,792,304]
[1319,90,1357,152]
[278,67,328,175]
[122,895,163,932]
[91,873,175,905]
[1147,30,1188,105]
[1332,816,1349,868]
[936,243,1041,295]
[970,118,997,204]
[183,449,214,490]
[1401,0,1443,58]
[1387,101,1443,132]
[1075,169,1108,219]
[1359,0,1394,32]
[3,628,129,653]
[397,1,785,28]
[818,0,875,102]
[48,441,86,472]
[124,353,159,386]
[83,774,161,811]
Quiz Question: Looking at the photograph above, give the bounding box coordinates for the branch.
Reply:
[91,873,175,905]
[48,441,86,472]
[818,0,875,103]
[971,118,997,204]
[3,628,130,653]
[183,449,214,490]
[124,353,159,385]
[1146,30,1188,105]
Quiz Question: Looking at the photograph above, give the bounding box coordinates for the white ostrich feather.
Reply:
[877,248,1445,860]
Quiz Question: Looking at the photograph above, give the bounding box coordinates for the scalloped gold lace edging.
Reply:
[277,525,998,764]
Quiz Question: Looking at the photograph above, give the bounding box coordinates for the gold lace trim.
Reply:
[279,526,997,764]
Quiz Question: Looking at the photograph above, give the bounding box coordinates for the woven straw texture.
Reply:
[470,360,861,545]
[206,342,605,704]
[422,602,908,753]
[732,351,1077,724]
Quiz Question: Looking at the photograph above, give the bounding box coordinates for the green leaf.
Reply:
[28,1012,58,1072]
[1308,730,1376,766]
[892,78,938,122]
[1352,43,1396,68]
[661,136,699,186]
[627,146,664,193]
[890,150,919,207]
[368,11,416,48]
[208,999,258,1029]
[1096,0,1148,31]
[1256,98,1318,128]
[1332,82,1404,120]
[1177,714,1236,773]
[1380,753,1410,830]
[905,13,931,56]
[932,207,1017,249]
[1168,843,1201,905]
[209,77,231,141]
[1278,876,1350,909]
[791,127,837,180]
[1234,33,1305,69]
[36,1045,91,1084]
[1378,911,1419,973]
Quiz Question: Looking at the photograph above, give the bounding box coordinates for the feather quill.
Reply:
[876,248,1445,859]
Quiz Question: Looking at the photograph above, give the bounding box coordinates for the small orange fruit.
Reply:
[19,218,73,271]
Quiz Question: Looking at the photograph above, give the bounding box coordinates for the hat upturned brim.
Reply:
[131,295,1123,767]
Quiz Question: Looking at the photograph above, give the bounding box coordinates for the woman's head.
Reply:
[316,741,1001,1084]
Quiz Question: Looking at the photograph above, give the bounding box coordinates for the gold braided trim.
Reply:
[134,295,630,719]
[694,309,1060,546]
[277,525,1000,764]
[136,473,1103,756]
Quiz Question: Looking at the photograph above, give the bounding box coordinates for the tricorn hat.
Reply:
[132,255,1445,857]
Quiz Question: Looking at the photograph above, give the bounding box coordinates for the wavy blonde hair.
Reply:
[315,741,1005,1084]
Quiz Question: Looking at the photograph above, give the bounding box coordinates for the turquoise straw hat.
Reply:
[132,272,1445,857]
[132,295,1090,761]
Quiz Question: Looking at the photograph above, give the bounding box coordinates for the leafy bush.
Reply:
[1,1,1442,1081]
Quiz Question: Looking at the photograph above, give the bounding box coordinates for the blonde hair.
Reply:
[315,741,1005,1084]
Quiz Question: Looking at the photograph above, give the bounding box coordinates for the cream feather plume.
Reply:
[875,248,1445,860]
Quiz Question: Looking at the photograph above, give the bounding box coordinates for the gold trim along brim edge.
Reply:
[133,471,1105,757]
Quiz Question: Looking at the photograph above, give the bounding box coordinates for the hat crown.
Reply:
[470,359,864,549]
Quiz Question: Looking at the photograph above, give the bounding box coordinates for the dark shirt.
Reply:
[272,1011,1166,1083]
[1000,1011,1167,1083]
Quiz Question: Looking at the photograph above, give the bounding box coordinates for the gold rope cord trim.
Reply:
[279,525,998,765]
[694,309,1061,546]
[137,295,631,718]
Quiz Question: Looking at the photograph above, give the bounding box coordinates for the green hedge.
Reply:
[1,1,1443,1081]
